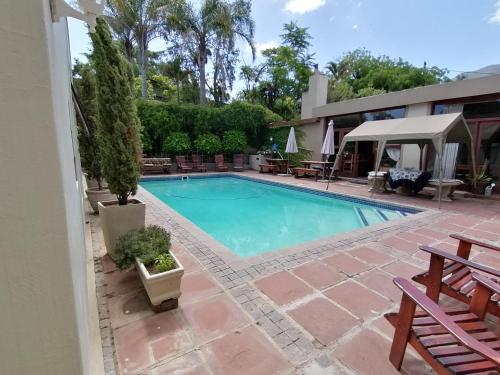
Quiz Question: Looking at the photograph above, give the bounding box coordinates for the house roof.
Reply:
[312,74,500,118]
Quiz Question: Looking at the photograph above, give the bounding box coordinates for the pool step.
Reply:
[356,207,394,227]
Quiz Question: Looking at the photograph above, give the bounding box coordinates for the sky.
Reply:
[68,0,500,96]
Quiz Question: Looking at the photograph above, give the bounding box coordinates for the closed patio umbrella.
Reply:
[320,120,335,182]
[283,127,298,175]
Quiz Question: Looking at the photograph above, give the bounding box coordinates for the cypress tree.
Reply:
[75,64,104,190]
[91,18,142,205]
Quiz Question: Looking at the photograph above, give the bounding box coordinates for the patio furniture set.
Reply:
[259,158,335,181]
[386,233,500,374]
[175,154,244,173]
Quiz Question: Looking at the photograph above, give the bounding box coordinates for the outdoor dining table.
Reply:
[265,158,289,174]
[301,161,334,179]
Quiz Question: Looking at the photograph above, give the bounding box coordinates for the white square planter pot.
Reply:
[86,188,114,214]
[98,199,146,258]
[135,252,184,306]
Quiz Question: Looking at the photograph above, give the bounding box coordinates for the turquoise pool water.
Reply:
[141,176,415,258]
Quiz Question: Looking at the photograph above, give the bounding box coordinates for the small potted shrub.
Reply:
[114,226,184,310]
[469,160,493,195]
[91,19,145,256]
[75,64,113,213]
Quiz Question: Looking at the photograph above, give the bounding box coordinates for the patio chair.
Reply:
[175,155,193,173]
[412,234,500,316]
[385,274,500,374]
[191,154,207,172]
[214,154,228,172]
[233,154,244,172]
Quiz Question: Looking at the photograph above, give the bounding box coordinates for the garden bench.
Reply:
[412,234,500,316]
[259,164,279,174]
[140,158,171,174]
[293,167,319,181]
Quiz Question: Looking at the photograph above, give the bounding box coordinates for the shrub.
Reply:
[163,132,191,155]
[222,130,247,154]
[154,253,177,273]
[91,19,142,205]
[75,64,104,188]
[194,133,222,155]
[113,225,171,270]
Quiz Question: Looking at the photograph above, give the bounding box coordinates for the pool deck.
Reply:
[89,170,500,375]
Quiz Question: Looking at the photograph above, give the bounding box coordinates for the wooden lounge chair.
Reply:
[233,154,244,172]
[412,234,500,316]
[385,274,500,374]
[191,154,207,172]
[214,154,228,172]
[175,155,193,173]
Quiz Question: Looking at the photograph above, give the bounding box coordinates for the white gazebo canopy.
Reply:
[332,113,476,206]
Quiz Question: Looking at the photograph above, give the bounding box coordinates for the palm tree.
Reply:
[106,0,169,98]
[167,0,255,103]
[160,56,191,102]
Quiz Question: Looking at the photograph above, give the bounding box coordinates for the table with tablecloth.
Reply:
[387,168,432,194]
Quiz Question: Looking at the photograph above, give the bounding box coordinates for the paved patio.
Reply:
[89,171,500,375]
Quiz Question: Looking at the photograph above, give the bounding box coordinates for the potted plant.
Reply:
[75,64,113,213]
[114,226,184,310]
[469,160,493,195]
[91,19,145,256]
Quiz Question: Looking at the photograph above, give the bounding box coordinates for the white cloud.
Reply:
[488,1,500,23]
[352,24,358,29]
[284,0,326,15]
[245,40,279,57]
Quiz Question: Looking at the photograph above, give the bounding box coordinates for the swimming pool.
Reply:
[140,176,419,258]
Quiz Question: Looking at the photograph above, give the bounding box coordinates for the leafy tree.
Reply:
[325,49,449,102]
[222,130,247,153]
[91,18,142,205]
[74,63,104,189]
[160,56,191,102]
[238,21,314,120]
[194,133,222,155]
[167,0,255,103]
[163,132,191,155]
[106,0,170,98]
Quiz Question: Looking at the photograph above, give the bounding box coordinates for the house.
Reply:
[278,68,500,181]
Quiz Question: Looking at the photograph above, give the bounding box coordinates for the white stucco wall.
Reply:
[300,120,325,160]
[301,70,328,119]
[0,1,103,374]
[399,103,432,169]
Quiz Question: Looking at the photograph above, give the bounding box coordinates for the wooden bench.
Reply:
[293,167,320,181]
[140,158,172,174]
[259,164,278,174]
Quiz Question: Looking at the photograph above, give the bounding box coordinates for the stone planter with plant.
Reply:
[91,19,145,255]
[75,64,113,213]
[469,160,493,195]
[114,226,184,311]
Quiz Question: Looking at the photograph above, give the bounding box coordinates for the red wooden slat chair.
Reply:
[191,154,207,172]
[175,155,193,173]
[233,154,244,172]
[386,274,500,374]
[412,234,500,316]
[214,154,228,172]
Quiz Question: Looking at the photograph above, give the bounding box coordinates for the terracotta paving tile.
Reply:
[172,248,202,274]
[108,289,155,329]
[464,228,499,242]
[397,232,433,245]
[433,220,467,233]
[433,241,458,253]
[474,221,500,234]
[292,260,346,290]
[381,236,418,254]
[101,254,118,273]
[181,294,248,344]
[412,228,448,241]
[382,261,424,280]
[114,311,193,373]
[447,215,481,227]
[471,252,500,270]
[357,270,402,303]
[254,271,313,305]
[324,281,392,320]
[104,267,143,297]
[350,246,395,266]
[179,271,222,304]
[321,253,371,276]
[288,298,360,346]
[153,351,209,375]
[333,329,428,375]
[202,326,291,375]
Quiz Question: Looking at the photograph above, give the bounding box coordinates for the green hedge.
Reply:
[137,100,282,156]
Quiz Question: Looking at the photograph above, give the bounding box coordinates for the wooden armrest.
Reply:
[419,245,500,278]
[472,273,500,295]
[450,234,500,253]
[393,277,500,365]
